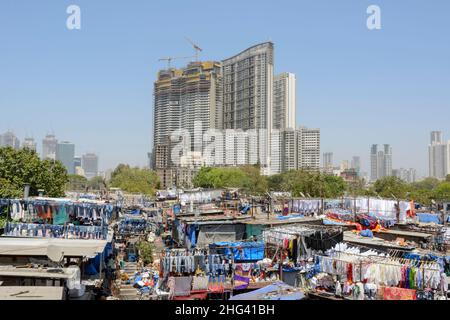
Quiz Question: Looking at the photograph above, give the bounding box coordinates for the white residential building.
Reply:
[393,168,417,183]
[297,127,320,171]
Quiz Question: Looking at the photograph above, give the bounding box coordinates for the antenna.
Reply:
[185,37,203,61]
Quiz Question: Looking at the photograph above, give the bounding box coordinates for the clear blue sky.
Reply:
[1,0,449,176]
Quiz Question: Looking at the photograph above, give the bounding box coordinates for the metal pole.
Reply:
[230,247,235,297]
[396,200,400,224]
[99,250,103,280]
[279,245,283,281]
[367,196,370,214]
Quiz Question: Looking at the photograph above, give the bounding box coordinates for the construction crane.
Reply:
[158,55,195,69]
[185,37,203,61]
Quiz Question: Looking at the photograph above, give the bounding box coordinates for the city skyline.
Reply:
[1,1,449,175]
[0,131,102,178]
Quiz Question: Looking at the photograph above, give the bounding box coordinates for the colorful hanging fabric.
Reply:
[409,267,416,289]
[383,286,417,300]
[53,204,69,225]
[347,263,353,283]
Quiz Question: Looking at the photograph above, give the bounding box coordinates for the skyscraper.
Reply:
[430,131,442,144]
[0,131,20,149]
[73,156,83,176]
[222,42,274,169]
[383,144,392,178]
[323,152,333,172]
[370,144,392,181]
[273,72,296,130]
[153,61,223,187]
[56,141,75,175]
[351,156,361,174]
[153,68,182,147]
[42,134,58,160]
[22,137,37,152]
[153,61,222,147]
[82,153,99,179]
[428,131,449,179]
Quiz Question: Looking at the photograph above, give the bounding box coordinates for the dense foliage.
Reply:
[110,164,160,195]
[66,175,109,192]
[268,170,347,198]
[66,174,88,191]
[193,165,268,195]
[136,241,154,266]
[0,147,68,198]
[193,166,450,204]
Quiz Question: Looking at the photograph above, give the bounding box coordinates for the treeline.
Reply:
[193,166,450,205]
[1,146,449,205]
[67,164,160,196]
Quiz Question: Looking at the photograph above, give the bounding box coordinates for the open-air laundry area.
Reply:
[0,189,448,300]
[0,196,121,300]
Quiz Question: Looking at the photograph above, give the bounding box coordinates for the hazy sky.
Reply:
[1,0,449,175]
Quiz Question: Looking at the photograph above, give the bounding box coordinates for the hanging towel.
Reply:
[53,204,69,225]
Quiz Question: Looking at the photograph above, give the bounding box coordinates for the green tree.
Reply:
[267,170,346,198]
[136,241,154,266]
[0,147,68,198]
[110,164,159,195]
[433,182,450,201]
[411,177,441,191]
[322,174,347,198]
[0,177,23,198]
[66,174,88,192]
[373,176,408,199]
[346,178,369,197]
[193,166,268,195]
[88,176,108,191]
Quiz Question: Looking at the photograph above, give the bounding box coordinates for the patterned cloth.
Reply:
[381,286,417,300]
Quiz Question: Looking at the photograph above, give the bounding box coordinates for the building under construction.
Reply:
[153,61,223,189]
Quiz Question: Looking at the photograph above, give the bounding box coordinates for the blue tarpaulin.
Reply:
[416,213,441,224]
[229,281,304,300]
[322,218,347,226]
[210,241,264,261]
[276,213,304,220]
